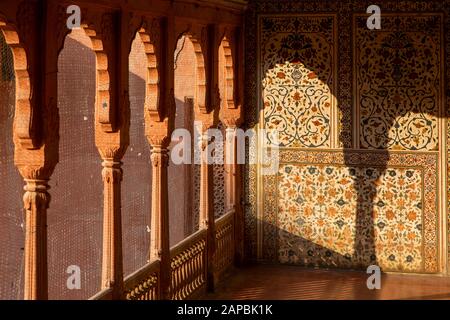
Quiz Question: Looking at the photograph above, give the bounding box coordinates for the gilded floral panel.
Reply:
[355,14,442,150]
[263,150,439,273]
[261,15,336,148]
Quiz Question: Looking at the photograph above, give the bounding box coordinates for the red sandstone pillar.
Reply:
[224,125,244,266]
[100,158,124,299]
[199,128,216,292]
[23,178,50,300]
[148,134,171,300]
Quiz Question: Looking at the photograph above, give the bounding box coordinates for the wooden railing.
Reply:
[123,260,160,300]
[169,229,207,300]
[213,211,234,280]
[90,210,235,300]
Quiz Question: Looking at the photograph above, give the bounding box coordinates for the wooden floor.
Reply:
[202,265,450,300]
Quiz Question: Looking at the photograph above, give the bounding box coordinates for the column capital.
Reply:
[17,165,53,182]
[148,135,170,149]
[194,112,215,134]
[101,160,123,183]
[145,117,170,149]
[221,105,243,129]
[222,115,243,129]
[23,179,51,212]
[97,145,126,162]
[150,148,170,168]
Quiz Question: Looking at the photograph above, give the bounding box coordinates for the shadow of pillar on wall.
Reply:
[257,14,442,276]
[260,46,385,272]
[260,220,383,299]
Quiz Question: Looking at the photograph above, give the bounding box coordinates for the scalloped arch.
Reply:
[81,24,113,131]
[0,17,35,149]
[219,36,235,109]
[133,27,160,120]
[177,32,207,114]
[58,24,114,132]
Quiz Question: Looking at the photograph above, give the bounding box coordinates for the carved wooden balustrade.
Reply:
[213,211,235,281]
[96,210,235,301]
[169,230,208,300]
[122,260,161,300]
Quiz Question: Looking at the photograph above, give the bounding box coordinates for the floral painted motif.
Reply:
[261,16,336,147]
[278,164,423,272]
[355,15,442,150]
[263,150,439,273]
[248,4,448,272]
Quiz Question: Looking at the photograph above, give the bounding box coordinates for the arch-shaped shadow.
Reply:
[259,14,443,274]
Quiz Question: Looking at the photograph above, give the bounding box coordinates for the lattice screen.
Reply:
[213,123,226,219]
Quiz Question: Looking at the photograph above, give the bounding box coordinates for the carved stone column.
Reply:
[149,137,170,300]
[100,158,124,299]
[199,129,216,292]
[225,127,236,210]
[225,126,244,266]
[23,177,50,300]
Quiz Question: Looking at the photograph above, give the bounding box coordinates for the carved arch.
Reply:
[82,22,114,132]
[133,19,161,122]
[56,8,116,133]
[0,17,35,149]
[176,27,208,115]
[219,35,236,110]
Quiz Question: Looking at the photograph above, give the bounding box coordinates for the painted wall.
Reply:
[245,1,449,274]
